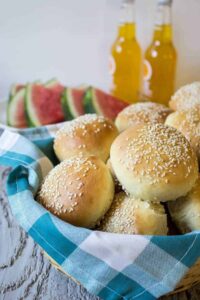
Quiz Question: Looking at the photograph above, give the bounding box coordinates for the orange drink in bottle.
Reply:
[143,0,177,105]
[110,0,142,104]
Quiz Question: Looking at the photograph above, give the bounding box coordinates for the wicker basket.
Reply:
[43,251,200,297]
[168,258,200,295]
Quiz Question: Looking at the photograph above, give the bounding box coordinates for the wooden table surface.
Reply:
[0,166,200,300]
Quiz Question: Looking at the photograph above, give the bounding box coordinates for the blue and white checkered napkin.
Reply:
[0,124,200,300]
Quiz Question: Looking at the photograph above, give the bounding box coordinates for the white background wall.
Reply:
[0,0,199,99]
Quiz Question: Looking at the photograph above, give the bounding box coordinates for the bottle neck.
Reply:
[153,2,173,43]
[118,0,136,39]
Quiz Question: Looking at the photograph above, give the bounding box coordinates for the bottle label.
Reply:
[143,59,152,81]
[143,60,153,97]
[109,56,116,75]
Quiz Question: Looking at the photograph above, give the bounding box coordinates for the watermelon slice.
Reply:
[7,81,42,128]
[62,87,86,120]
[25,82,65,127]
[7,88,27,128]
[83,87,128,120]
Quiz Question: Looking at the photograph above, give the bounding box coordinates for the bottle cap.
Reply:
[158,0,172,5]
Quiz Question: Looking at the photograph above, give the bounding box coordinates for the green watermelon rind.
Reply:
[83,87,96,114]
[8,80,41,127]
[83,87,106,116]
[91,89,104,115]
[9,84,18,100]
[45,78,59,88]
[61,89,74,120]
[7,80,42,128]
[7,83,24,126]
[68,89,84,118]
[25,84,41,127]
[7,88,26,127]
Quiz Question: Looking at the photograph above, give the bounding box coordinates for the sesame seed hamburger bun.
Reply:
[54,114,118,162]
[165,109,200,163]
[115,102,172,132]
[168,176,200,233]
[169,82,200,111]
[110,123,198,202]
[99,192,168,235]
[37,155,115,228]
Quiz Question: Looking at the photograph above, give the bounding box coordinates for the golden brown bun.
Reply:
[168,176,200,233]
[169,82,200,111]
[115,102,172,132]
[165,109,200,163]
[110,123,198,202]
[54,114,118,162]
[99,192,168,235]
[37,155,114,228]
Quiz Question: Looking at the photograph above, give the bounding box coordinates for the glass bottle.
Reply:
[109,0,142,104]
[142,0,177,105]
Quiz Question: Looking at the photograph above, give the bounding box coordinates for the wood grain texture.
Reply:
[0,165,199,300]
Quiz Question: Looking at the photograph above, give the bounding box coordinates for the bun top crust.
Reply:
[169,82,200,111]
[110,123,198,202]
[165,109,200,162]
[54,114,118,162]
[99,192,168,235]
[38,155,114,228]
[115,102,171,132]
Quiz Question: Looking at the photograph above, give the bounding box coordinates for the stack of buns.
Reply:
[38,115,117,228]
[166,82,200,233]
[38,82,200,236]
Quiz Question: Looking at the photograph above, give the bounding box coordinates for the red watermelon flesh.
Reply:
[94,88,128,120]
[47,83,65,121]
[48,82,63,94]
[32,84,65,125]
[71,88,85,115]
